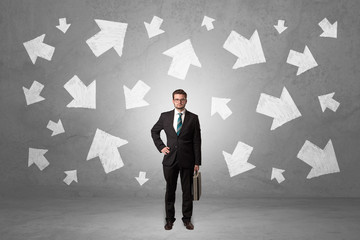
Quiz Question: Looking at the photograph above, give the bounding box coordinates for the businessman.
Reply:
[151,89,201,230]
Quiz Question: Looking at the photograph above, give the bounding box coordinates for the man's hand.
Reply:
[161,147,170,155]
[194,165,199,172]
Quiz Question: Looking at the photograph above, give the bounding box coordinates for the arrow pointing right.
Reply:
[23,34,55,64]
[256,87,301,130]
[28,148,49,171]
[47,119,65,136]
[319,18,337,38]
[211,97,232,120]
[297,139,340,179]
[63,170,78,185]
[287,45,318,75]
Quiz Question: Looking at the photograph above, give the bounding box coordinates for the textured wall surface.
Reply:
[1,0,360,198]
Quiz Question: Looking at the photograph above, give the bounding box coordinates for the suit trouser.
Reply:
[163,162,193,223]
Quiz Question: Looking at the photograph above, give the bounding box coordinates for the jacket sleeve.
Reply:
[151,113,167,152]
[193,115,202,166]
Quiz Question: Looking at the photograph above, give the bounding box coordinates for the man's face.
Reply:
[173,94,187,111]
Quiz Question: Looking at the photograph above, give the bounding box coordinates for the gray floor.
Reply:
[1,195,359,240]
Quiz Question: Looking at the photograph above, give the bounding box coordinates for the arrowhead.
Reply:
[135,171,149,186]
[23,34,55,64]
[123,80,151,109]
[23,81,45,105]
[223,141,255,177]
[211,97,232,120]
[63,170,78,185]
[297,140,340,179]
[56,18,71,33]
[318,92,340,112]
[287,46,318,75]
[64,75,96,109]
[47,119,65,136]
[271,168,285,183]
[28,148,49,171]
[201,16,215,31]
[144,16,165,38]
[319,18,337,38]
[274,20,287,34]
[223,30,266,69]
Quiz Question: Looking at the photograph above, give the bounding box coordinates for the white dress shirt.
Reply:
[173,109,186,132]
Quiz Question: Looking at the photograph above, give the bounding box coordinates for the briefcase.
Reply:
[193,171,201,201]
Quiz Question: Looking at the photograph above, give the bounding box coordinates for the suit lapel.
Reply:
[167,110,177,136]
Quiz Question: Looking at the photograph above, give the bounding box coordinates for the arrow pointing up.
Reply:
[47,119,65,136]
[23,34,55,64]
[297,139,340,179]
[87,129,128,174]
[28,148,49,171]
[271,168,285,183]
[223,141,255,177]
[123,80,151,109]
[86,19,128,57]
[144,16,165,38]
[318,92,340,112]
[256,87,301,130]
[274,20,287,34]
[63,170,78,185]
[319,18,337,38]
[201,16,215,31]
[163,39,202,80]
[287,45,318,75]
[64,75,96,109]
[56,18,71,33]
[223,30,266,69]
[211,97,232,120]
[135,171,149,186]
[23,81,45,105]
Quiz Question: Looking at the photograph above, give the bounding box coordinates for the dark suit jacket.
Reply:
[151,110,201,168]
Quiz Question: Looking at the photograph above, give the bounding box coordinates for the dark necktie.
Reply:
[176,113,183,136]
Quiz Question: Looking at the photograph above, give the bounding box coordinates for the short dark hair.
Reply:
[172,89,187,99]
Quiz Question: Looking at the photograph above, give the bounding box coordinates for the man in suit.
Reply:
[151,89,201,230]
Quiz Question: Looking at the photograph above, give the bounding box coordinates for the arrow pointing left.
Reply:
[256,87,301,130]
[163,39,202,80]
[318,92,340,112]
[86,19,128,57]
[297,139,340,179]
[23,81,45,105]
[23,34,55,64]
[87,129,128,174]
[28,148,49,171]
[211,97,232,120]
[135,171,149,186]
[64,75,96,109]
[123,80,151,109]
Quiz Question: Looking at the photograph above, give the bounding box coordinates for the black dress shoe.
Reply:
[164,221,173,230]
[183,221,194,230]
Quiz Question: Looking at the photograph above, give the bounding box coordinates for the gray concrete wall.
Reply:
[1,0,360,198]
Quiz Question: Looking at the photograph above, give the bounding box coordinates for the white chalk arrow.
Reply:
[135,171,149,186]
[163,39,202,80]
[297,139,340,179]
[318,92,340,112]
[223,30,266,69]
[28,148,49,171]
[222,141,255,177]
[211,97,232,120]
[23,81,45,105]
[319,18,337,38]
[87,129,128,174]
[56,18,71,33]
[63,170,78,185]
[287,45,318,75]
[144,16,165,38]
[86,19,128,57]
[274,20,287,34]
[23,34,55,64]
[123,80,151,109]
[256,87,301,130]
[47,119,65,136]
[271,168,285,183]
[64,75,96,109]
[201,16,215,31]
